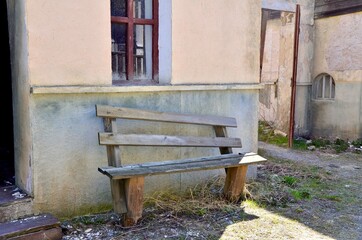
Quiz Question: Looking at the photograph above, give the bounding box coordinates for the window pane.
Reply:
[134,25,152,79]
[324,77,331,98]
[316,79,323,98]
[331,81,335,98]
[133,0,153,19]
[112,24,127,80]
[111,0,127,17]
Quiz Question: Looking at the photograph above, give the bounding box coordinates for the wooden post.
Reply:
[214,126,247,202]
[123,177,145,226]
[103,118,127,214]
[223,165,248,202]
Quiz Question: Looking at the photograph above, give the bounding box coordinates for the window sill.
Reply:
[30,83,263,94]
[312,98,335,102]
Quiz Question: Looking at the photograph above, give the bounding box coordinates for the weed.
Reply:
[311,138,331,148]
[290,190,311,200]
[293,139,308,150]
[334,138,349,153]
[282,176,298,187]
[258,121,306,149]
[351,138,362,147]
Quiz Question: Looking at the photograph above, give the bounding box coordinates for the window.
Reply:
[111,0,158,82]
[313,73,335,100]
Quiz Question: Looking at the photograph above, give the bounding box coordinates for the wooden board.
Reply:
[96,105,237,127]
[0,214,60,239]
[98,153,266,179]
[315,0,362,18]
[99,133,242,148]
[7,227,62,240]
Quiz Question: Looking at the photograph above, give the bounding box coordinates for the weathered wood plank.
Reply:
[315,0,362,18]
[7,227,63,240]
[213,126,235,154]
[224,166,248,202]
[123,177,144,226]
[103,117,127,214]
[0,214,60,239]
[315,0,359,7]
[98,153,266,179]
[103,118,121,167]
[99,133,242,148]
[96,105,237,127]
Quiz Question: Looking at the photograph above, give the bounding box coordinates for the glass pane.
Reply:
[316,78,323,99]
[112,24,127,80]
[111,0,127,17]
[134,25,152,79]
[324,77,331,98]
[133,0,153,19]
[331,80,335,98]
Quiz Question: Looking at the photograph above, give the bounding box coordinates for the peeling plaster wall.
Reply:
[259,19,281,123]
[311,12,362,139]
[259,0,315,136]
[6,0,33,194]
[259,13,295,134]
[275,12,295,133]
[30,90,259,216]
[172,0,261,84]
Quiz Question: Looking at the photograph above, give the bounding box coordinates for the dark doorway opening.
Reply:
[0,1,15,187]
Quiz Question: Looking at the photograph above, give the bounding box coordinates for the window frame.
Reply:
[111,0,159,82]
[313,73,335,100]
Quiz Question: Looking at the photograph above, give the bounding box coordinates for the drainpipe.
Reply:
[288,4,300,148]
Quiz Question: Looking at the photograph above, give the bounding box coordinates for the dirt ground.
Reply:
[61,142,362,240]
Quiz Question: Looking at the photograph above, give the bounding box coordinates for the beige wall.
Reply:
[313,13,362,82]
[172,0,261,84]
[25,0,263,86]
[26,0,111,86]
[311,13,362,139]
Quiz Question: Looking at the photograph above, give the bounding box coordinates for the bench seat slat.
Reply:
[96,105,238,127]
[99,133,242,148]
[98,153,266,179]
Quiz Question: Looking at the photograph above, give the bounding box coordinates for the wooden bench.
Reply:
[96,105,266,226]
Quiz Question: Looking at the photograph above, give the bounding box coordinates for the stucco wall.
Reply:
[30,90,259,216]
[26,0,111,86]
[294,0,315,137]
[7,0,33,194]
[311,13,362,139]
[171,0,261,84]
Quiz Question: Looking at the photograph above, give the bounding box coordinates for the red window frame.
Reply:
[111,0,159,81]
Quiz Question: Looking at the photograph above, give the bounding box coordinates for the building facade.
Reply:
[5,0,263,217]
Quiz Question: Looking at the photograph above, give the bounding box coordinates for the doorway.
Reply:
[0,1,15,187]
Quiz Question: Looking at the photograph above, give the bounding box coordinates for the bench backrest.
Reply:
[96,105,242,166]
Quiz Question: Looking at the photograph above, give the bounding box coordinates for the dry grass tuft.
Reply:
[143,176,242,218]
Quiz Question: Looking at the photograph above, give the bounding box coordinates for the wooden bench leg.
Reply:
[110,179,127,214]
[223,166,248,202]
[123,177,145,227]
